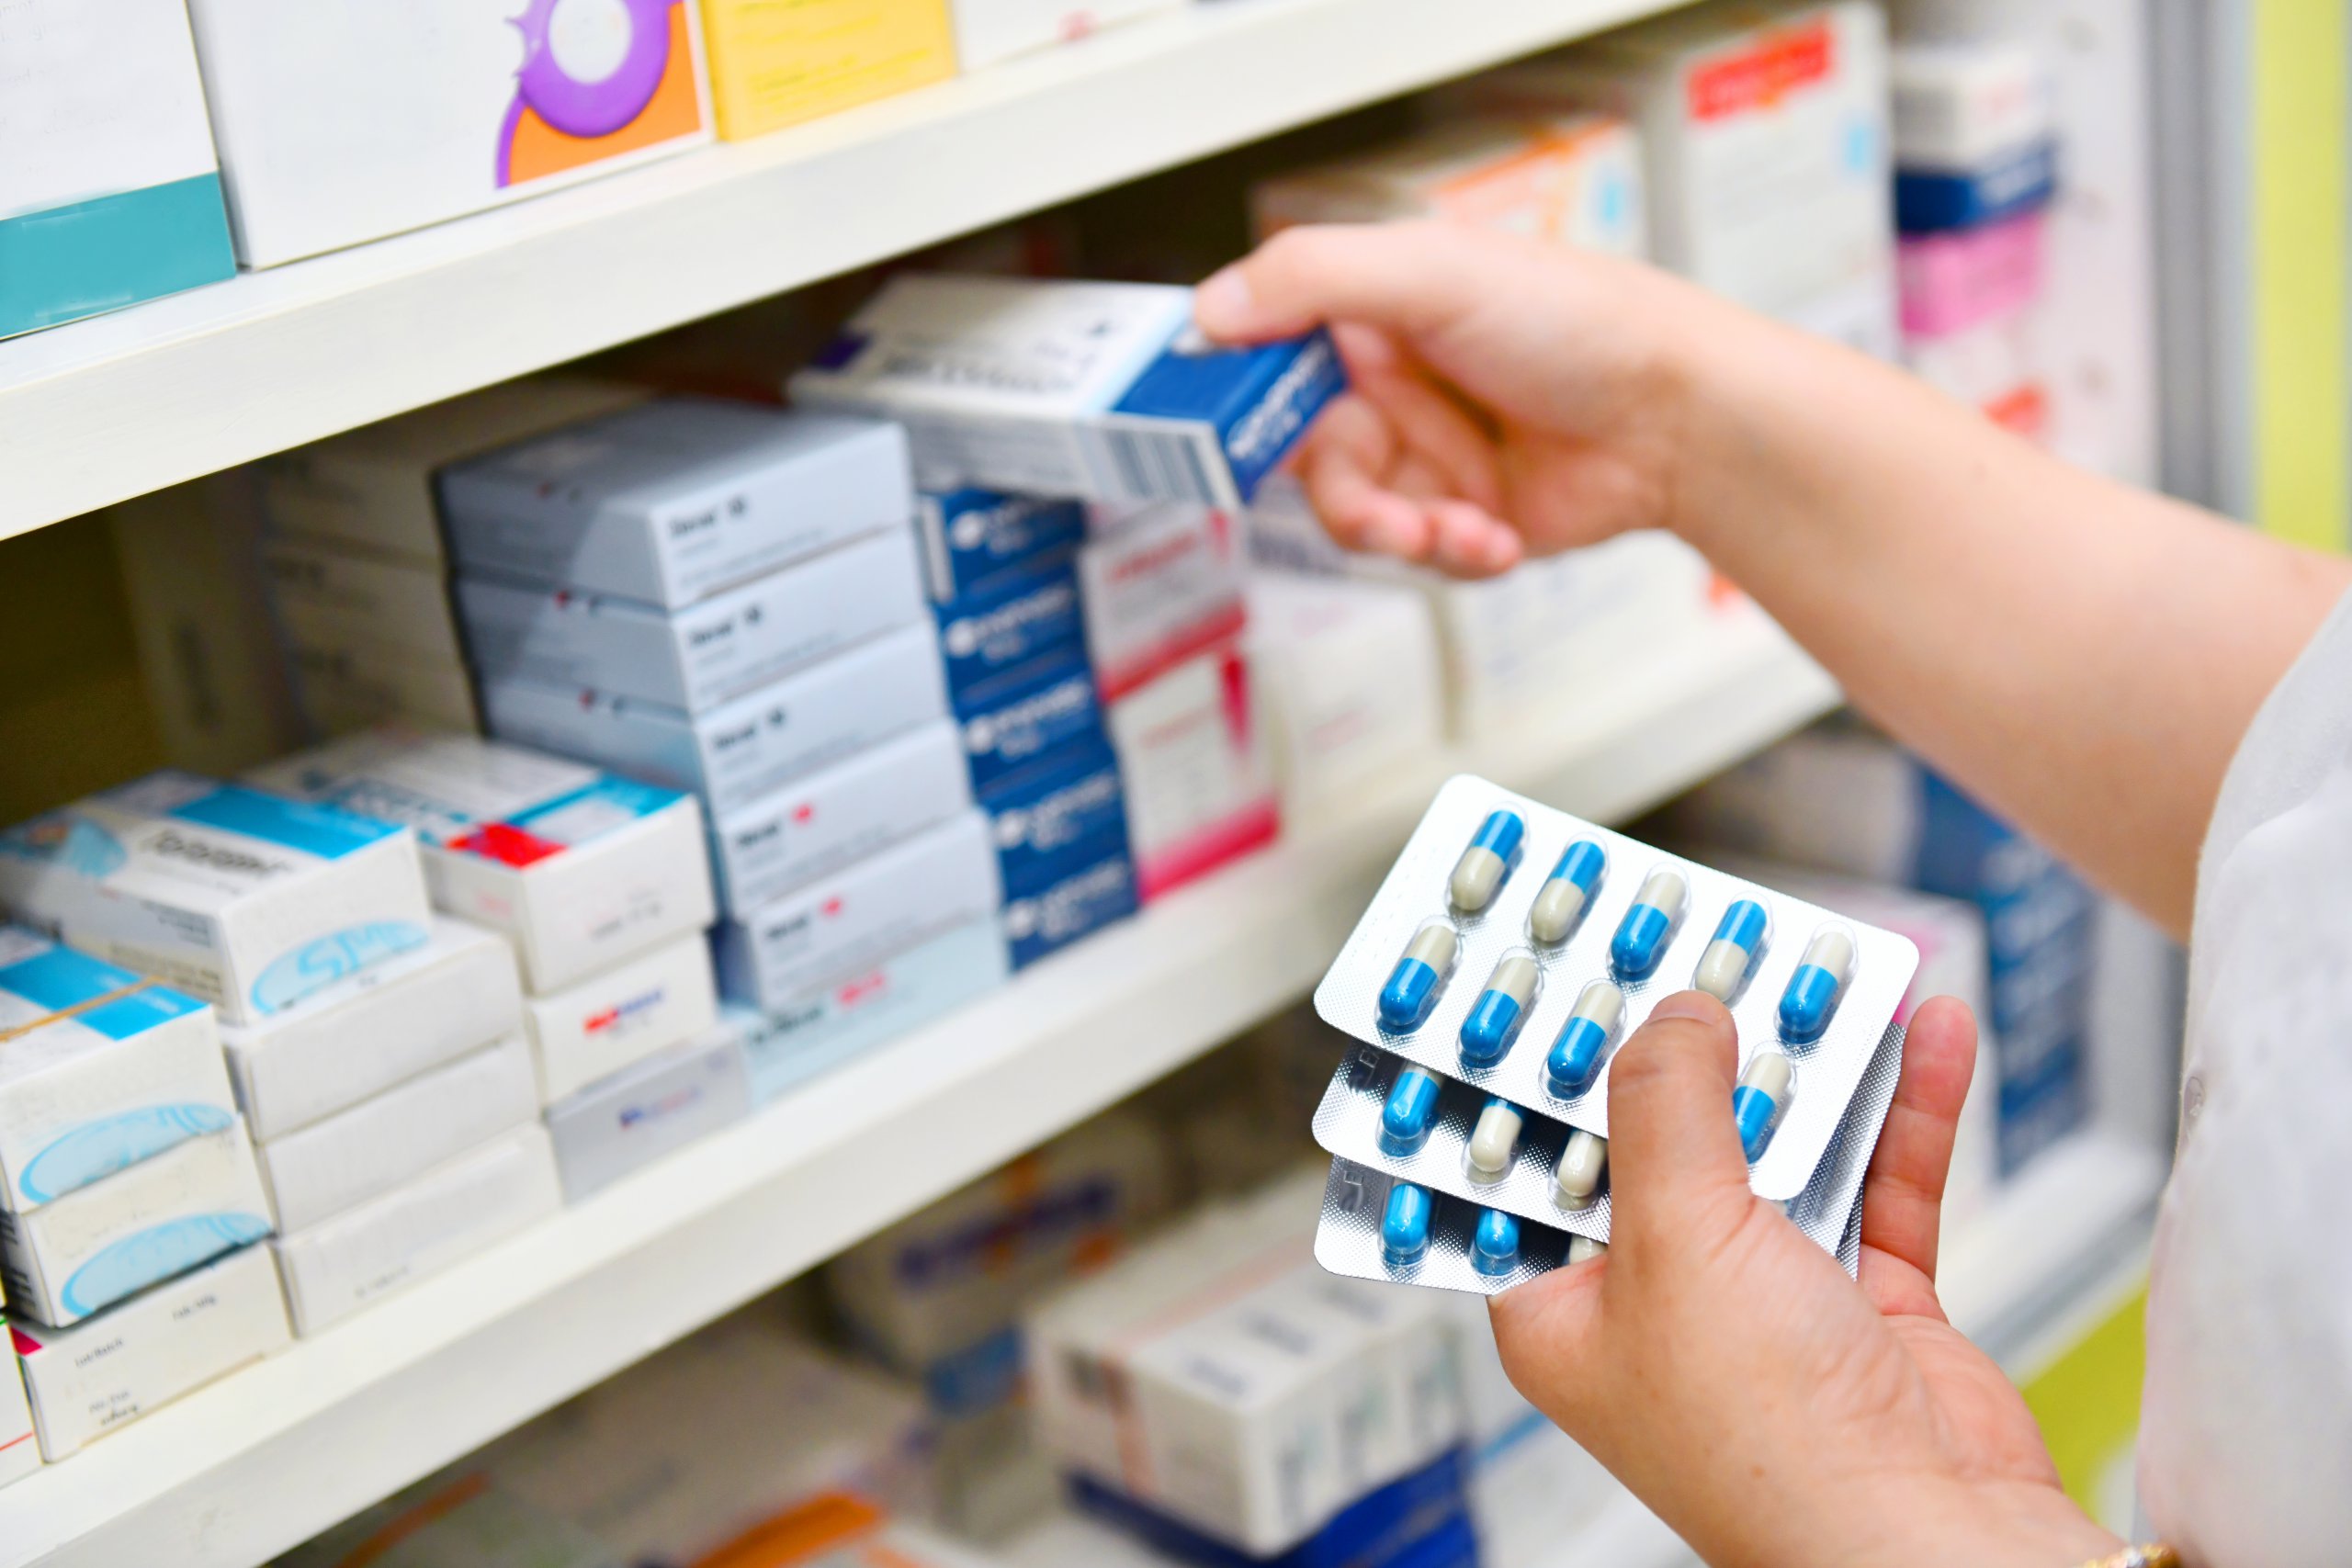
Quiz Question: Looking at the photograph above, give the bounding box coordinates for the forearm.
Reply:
[1658,300,2351,937]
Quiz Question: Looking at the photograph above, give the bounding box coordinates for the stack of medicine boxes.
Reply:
[248,728,720,1213]
[921,489,1140,964]
[0,773,462,1448]
[254,378,647,739]
[433,397,1004,1110]
[1889,38,2059,437]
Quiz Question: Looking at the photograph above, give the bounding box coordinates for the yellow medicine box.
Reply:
[701,0,957,140]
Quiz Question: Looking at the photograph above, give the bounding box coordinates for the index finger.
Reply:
[1194,222,1486,344]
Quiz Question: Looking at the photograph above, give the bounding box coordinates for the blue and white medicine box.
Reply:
[917,489,1088,604]
[545,1026,752,1202]
[249,729,713,996]
[436,399,914,608]
[955,650,1109,795]
[1891,39,2057,235]
[790,276,1346,510]
[1002,843,1137,972]
[0,927,232,1214]
[933,557,1087,697]
[0,773,432,1027]
[0,0,236,339]
[980,744,1129,898]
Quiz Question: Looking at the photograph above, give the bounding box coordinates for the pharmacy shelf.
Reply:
[0,0,1686,542]
[0,608,1833,1568]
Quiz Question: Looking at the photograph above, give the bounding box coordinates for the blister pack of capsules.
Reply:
[1307,775,1917,1295]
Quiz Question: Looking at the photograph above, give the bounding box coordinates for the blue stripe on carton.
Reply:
[920,490,1088,604]
[0,173,236,340]
[954,651,1107,794]
[1894,141,2058,233]
[169,784,406,859]
[0,944,143,1012]
[1002,841,1137,970]
[511,774,690,835]
[1114,328,1348,502]
[933,560,1087,695]
[1068,1447,1476,1568]
[979,744,1128,897]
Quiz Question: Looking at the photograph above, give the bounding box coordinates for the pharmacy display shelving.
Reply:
[0,0,1692,544]
[0,606,1833,1568]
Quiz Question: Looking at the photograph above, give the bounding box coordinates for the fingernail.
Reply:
[1646,991,1726,1026]
[1194,265,1253,332]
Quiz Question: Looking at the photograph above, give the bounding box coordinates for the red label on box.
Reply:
[1688,19,1836,121]
[450,821,568,868]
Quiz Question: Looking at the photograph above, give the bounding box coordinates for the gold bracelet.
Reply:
[2082,1549,2180,1568]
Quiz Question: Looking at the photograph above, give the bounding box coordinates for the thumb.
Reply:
[1194,222,1484,344]
[1602,992,1756,1249]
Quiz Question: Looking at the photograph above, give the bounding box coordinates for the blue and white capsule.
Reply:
[1544,979,1625,1100]
[1382,1182,1434,1268]
[1733,1051,1795,1163]
[1459,951,1543,1067]
[1449,810,1525,913]
[1553,1129,1608,1211]
[1567,1234,1609,1265]
[1464,1098,1524,1185]
[1472,1208,1521,1276]
[1693,899,1770,1002]
[1380,1067,1443,1155]
[1528,840,1608,944]
[1609,867,1689,980]
[1776,925,1857,1044]
[1377,920,1460,1031]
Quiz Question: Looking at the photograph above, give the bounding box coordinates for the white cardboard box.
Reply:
[0,1329,34,1485]
[712,721,971,916]
[714,811,1001,1012]
[0,772,432,1026]
[438,399,914,608]
[0,1122,271,1327]
[1079,502,1248,701]
[1890,39,2053,173]
[262,537,466,667]
[1104,641,1278,900]
[220,916,522,1142]
[524,934,719,1104]
[1244,572,1443,814]
[250,730,714,995]
[10,1243,289,1461]
[544,1028,752,1202]
[790,276,1343,511]
[481,622,950,821]
[183,0,713,266]
[949,0,1186,71]
[272,1122,560,1337]
[257,1033,538,1234]
[0,927,232,1213]
[257,378,650,567]
[458,527,926,712]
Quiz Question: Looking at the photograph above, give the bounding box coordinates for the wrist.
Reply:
[1837,1476,2126,1568]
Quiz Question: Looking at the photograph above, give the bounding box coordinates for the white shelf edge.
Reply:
[0,610,1833,1568]
[0,0,1683,541]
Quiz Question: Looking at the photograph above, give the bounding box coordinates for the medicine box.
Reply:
[256,1033,538,1235]
[0,1326,31,1485]
[1002,843,1137,971]
[1467,2,1894,349]
[712,721,971,916]
[437,399,914,608]
[0,927,231,1213]
[714,810,1001,1012]
[1898,209,2047,341]
[1104,641,1278,900]
[262,537,468,668]
[1245,571,1443,813]
[955,651,1108,795]
[933,558,1086,697]
[258,378,650,568]
[10,1243,289,1461]
[730,917,1010,1104]
[0,772,433,1027]
[917,490,1087,604]
[458,527,926,711]
[289,642,481,739]
[273,1122,561,1337]
[481,623,951,821]
[1891,39,2053,175]
[949,0,1183,72]
[1079,502,1248,700]
[0,0,236,339]
[524,932,719,1103]
[250,730,714,996]
[182,0,713,267]
[0,1122,271,1327]
[979,744,1128,897]
[545,1027,751,1201]
[700,0,956,140]
[1250,112,1646,257]
[220,917,521,1142]
[790,276,1345,511]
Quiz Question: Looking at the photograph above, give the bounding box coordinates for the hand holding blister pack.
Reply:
[1308,776,1917,1294]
